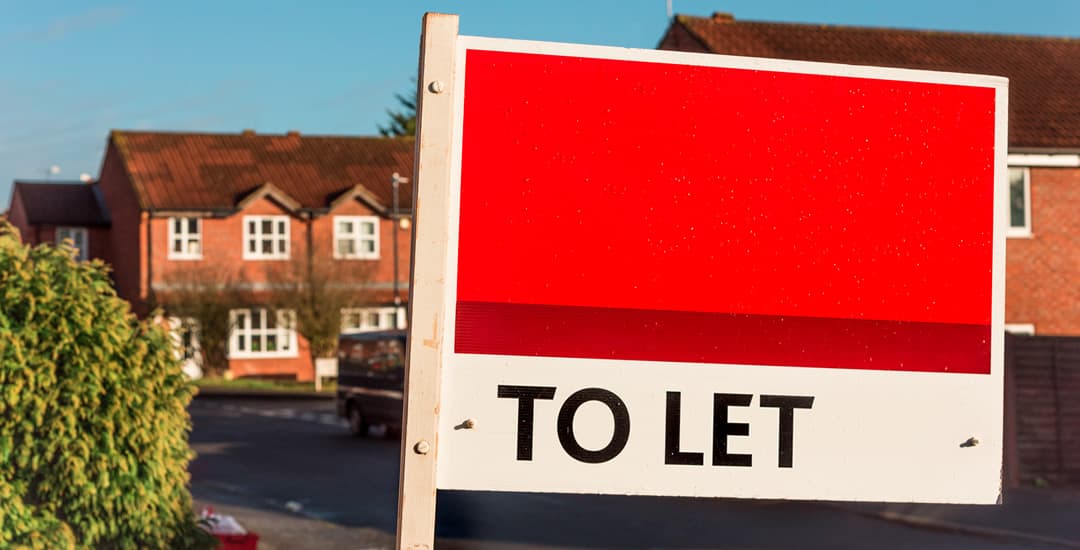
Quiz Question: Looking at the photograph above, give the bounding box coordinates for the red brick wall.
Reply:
[311,198,413,299]
[8,185,111,266]
[96,144,148,315]
[7,191,30,242]
[148,196,412,380]
[45,226,110,263]
[151,197,306,287]
[1006,167,1080,335]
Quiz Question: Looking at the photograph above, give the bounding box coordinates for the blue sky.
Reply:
[3,0,1079,202]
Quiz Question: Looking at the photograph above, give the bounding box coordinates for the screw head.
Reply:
[428,80,446,94]
[414,440,431,455]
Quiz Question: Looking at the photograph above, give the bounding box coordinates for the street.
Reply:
[188,396,1073,549]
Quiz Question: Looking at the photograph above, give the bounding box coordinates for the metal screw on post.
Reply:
[414,440,431,455]
[428,80,446,94]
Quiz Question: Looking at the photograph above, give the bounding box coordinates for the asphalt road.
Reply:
[188,397,1056,549]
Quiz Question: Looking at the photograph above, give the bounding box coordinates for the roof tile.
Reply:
[12,181,109,226]
[665,15,1080,149]
[110,131,415,211]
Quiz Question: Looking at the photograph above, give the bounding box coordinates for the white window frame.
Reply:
[341,306,406,334]
[242,215,290,260]
[1004,323,1035,336]
[1007,167,1032,238]
[229,308,298,359]
[333,215,380,260]
[167,217,203,259]
[56,226,88,261]
[166,316,202,361]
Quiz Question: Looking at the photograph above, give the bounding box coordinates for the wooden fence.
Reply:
[1007,334,1080,487]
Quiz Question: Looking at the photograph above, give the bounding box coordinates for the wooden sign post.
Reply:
[397,12,458,550]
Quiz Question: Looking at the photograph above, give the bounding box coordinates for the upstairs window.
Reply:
[168,217,202,259]
[334,216,379,259]
[341,307,405,333]
[1008,167,1031,237]
[229,308,297,358]
[243,215,290,260]
[56,226,88,261]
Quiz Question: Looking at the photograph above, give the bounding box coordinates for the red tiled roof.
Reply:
[662,14,1080,149]
[110,130,415,211]
[12,181,109,226]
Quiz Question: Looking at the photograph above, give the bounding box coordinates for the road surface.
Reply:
[188,397,1060,549]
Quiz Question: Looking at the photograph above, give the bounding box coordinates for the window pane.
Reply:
[173,239,182,253]
[368,312,380,327]
[174,218,183,233]
[361,221,375,235]
[237,335,246,351]
[277,238,286,254]
[262,239,273,254]
[251,310,263,329]
[277,220,286,234]
[362,240,375,253]
[262,219,273,233]
[249,220,256,233]
[248,239,256,253]
[266,312,277,329]
[188,218,199,233]
[266,334,277,351]
[252,337,262,352]
[187,239,200,254]
[339,220,353,234]
[1009,169,1026,228]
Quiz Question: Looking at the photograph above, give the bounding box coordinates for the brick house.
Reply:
[8,180,111,261]
[9,130,414,381]
[660,12,1080,337]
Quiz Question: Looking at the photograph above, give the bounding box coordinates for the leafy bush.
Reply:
[0,224,215,549]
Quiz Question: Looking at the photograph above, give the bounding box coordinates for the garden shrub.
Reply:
[0,224,215,549]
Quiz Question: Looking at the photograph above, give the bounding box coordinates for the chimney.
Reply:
[286,130,300,137]
[241,129,255,136]
[712,12,734,23]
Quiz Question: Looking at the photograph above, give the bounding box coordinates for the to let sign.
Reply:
[405,27,1007,511]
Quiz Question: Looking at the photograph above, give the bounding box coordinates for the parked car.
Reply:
[336,330,406,437]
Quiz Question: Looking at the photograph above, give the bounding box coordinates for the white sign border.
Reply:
[433,35,1008,504]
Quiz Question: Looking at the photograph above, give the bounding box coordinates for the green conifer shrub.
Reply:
[0,224,215,549]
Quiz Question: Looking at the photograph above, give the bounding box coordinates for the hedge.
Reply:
[0,224,214,549]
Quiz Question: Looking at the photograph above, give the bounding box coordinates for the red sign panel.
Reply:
[455,50,996,374]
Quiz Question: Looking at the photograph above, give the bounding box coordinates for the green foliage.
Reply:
[378,79,417,137]
[0,224,215,549]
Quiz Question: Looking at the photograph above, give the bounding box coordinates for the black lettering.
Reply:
[557,388,630,463]
[497,385,556,461]
[760,395,815,468]
[665,392,704,465]
[713,393,753,467]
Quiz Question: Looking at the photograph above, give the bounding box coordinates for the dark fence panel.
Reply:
[1008,334,1080,487]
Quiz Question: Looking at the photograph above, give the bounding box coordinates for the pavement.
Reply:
[842,488,1080,549]
[192,498,579,550]
[194,487,1080,549]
